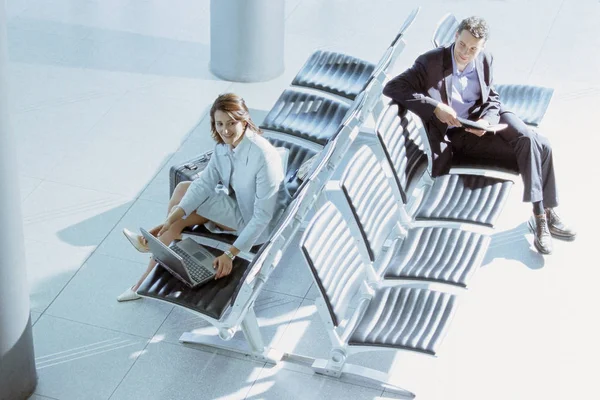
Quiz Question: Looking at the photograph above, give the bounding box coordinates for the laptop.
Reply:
[140,228,216,288]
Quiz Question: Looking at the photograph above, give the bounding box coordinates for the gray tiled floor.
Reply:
[7,0,598,399]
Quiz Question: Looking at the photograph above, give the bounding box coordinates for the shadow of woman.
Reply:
[482,221,545,270]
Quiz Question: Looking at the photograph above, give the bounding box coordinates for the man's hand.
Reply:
[213,254,233,279]
[464,119,489,137]
[157,207,185,237]
[434,103,461,127]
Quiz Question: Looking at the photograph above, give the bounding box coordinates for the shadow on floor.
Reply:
[8,17,217,80]
[482,221,545,270]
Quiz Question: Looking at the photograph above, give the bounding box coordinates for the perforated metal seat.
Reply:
[292,51,375,101]
[137,171,330,363]
[413,174,513,227]
[375,104,514,228]
[348,286,456,355]
[292,8,420,101]
[339,146,490,288]
[432,13,459,48]
[265,135,318,198]
[299,201,456,397]
[260,88,350,145]
[384,227,489,288]
[136,246,252,320]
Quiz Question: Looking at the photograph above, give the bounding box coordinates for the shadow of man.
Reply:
[482,221,545,270]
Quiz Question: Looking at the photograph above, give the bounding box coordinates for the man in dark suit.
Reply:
[383,16,575,254]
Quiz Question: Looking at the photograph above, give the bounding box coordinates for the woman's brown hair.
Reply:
[209,93,262,144]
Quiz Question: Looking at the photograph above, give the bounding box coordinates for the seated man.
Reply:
[383,16,575,254]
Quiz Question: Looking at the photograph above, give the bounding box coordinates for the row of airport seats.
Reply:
[136,10,555,398]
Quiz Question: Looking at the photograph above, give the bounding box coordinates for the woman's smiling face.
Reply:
[214,109,246,147]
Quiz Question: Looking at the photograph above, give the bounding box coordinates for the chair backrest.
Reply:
[389,7,420,64]
[260,88,350,146]
[375,103,429,203]
[495,84,555,127]
[292,50,376,101]
[432,13,459,48]
[300,201,367,328]
[264,134,319,201]
[393,7,421,44]
[369,46,395,86]
[298,85,375,186]
[340,145,401,263]
[360,6,420,98]
[230,177,325,323]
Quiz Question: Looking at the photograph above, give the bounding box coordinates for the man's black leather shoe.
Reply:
[528,214,553,255]
[546,208,577,241]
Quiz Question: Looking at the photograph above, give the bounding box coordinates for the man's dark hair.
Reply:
[457,16,490,41]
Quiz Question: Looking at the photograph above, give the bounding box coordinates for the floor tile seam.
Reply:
[31,393,60,400]
[262,293,322,369]
[120,196,169,208]
[38,312,157,341]
[130,80,233,196]
[528,0,566,80]
[84,249,150,267]
[12,89,127,115]
[34,177,138,199]
[263,299,305,351]
[302,281,315,299]
[21,177,46,203]
[36,197,139,315]
[268,357,395,393]
[11,89,119,115]
[149,304,176,343]
[32,245,101,316]
[155,337,269,369]
[141,340,267,400]
[107,303,171,400]
[242,362,270,400]
[115,110,210,200]
[261,301,404,392]
[285,0,304,22]
[262,287,306,301]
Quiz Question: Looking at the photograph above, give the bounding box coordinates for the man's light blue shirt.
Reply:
[450,44,481,119]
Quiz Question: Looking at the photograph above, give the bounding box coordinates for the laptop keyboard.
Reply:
[171,246,215,283]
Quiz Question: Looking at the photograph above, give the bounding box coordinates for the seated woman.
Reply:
[118,93,285,301]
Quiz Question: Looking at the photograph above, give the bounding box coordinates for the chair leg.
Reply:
[179,308,283,364]
[312,358,415,399]
[240,308,283,363]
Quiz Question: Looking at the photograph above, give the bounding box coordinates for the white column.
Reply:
[210,0,285,82]
[0,0,38,398]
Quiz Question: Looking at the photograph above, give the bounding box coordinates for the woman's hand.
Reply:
[213,254,233,279]
[157,207,185,237]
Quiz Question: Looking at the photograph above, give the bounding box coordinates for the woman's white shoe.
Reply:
[123,228,150,253]
[116,287,142,302]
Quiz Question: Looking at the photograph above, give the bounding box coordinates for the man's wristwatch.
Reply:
[224,250,236,261]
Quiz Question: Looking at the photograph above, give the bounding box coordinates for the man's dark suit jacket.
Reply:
[383,45,506,177]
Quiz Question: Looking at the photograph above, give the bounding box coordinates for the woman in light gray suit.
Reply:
[118,93,285,301]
